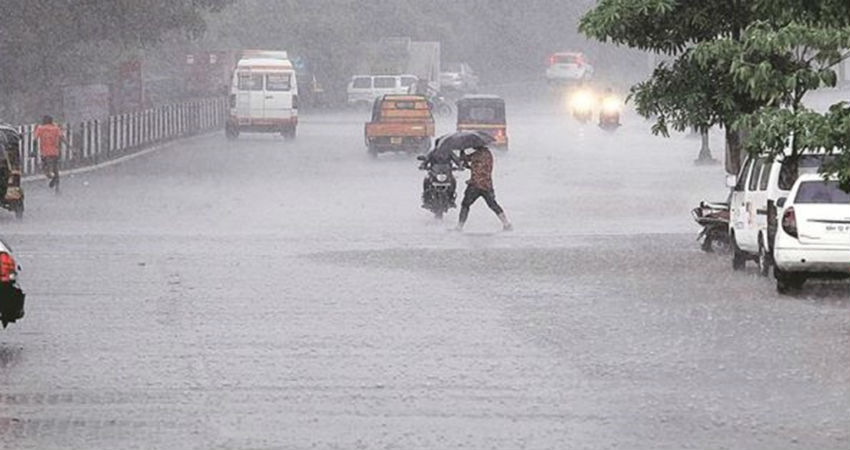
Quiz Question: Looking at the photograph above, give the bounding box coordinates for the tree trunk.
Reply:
[725,127,745,175]
[695,129,715,164]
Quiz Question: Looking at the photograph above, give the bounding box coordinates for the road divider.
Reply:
[16,97,226,179]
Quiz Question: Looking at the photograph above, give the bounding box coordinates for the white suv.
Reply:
[728,150,835,276]
[347,75,418,109]
[773,174,850,293]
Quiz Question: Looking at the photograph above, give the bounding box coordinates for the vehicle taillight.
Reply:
[0,252,16,282]
[782,207,798,238]
[292,95,298,110]
[549,55,556,66]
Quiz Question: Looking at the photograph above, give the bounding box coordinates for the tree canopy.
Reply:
[581,0,850,189]
[0,0,232,118]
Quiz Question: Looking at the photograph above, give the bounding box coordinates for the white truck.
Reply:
[226,50,299,140]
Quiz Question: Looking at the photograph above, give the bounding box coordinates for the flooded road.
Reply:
[1,94,848,450]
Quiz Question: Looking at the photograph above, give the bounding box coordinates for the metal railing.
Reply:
[15,97,226,176]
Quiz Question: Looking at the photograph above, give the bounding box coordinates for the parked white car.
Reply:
[546,52,594,84]
[728,150,835,276]
[440,63,478,93]
[773,174,850,293]
[347,75,418,109]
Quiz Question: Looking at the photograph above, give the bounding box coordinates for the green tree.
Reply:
[581,0,850,188]
[0,0,232,115]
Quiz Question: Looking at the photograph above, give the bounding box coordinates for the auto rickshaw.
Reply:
[0,124,24,219]
[456,95,508,151]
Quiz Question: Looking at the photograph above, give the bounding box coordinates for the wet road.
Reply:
[1,93,849,450]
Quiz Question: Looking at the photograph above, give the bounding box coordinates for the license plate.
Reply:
[390,137,403,144]
[825,224,850,233]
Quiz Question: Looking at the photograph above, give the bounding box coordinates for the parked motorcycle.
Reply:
[691,201,730,253]
[417,156,459,219]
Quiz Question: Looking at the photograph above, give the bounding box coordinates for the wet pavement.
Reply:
[1,92,848,450]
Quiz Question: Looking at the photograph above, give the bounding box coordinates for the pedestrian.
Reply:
[456,145,512,231]
[33,115,66,191]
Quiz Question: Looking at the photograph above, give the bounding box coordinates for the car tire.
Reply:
[13,202,23,220]
[367,144,378,159]
[775,267,805,294]
[731,233,746,271]
[757,236,771,277]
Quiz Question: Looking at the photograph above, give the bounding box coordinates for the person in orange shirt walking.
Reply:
[33,115,66,191]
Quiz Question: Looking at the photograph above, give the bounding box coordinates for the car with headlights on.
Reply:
[773,174,850,293]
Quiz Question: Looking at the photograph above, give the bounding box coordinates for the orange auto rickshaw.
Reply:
[0,125,24,219]
[456,95,508,151]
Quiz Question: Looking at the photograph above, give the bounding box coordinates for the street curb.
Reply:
[21,132,215,183]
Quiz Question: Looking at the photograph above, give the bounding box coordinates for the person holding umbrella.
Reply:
[456,144,512,231]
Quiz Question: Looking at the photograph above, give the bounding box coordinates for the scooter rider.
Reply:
[420,144,462,207]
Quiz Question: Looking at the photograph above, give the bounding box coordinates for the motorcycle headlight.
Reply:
[602,96,621,114]
[569,90,595,112]
[436,174,448,182]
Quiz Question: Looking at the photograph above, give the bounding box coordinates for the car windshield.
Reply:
[795,180,850,204]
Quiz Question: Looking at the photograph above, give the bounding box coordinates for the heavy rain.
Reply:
[1,1,849,449]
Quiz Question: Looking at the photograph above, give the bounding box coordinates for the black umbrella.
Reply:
[435,131,495,153]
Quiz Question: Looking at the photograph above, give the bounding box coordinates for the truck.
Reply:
[364,94,435,157]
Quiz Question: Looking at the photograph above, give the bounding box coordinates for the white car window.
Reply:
[735,158,753,192]
[749,159,764,192]
[352,77,371,89]
[266,73,291,92]
[237,73,264,91]
[374,77,396,89]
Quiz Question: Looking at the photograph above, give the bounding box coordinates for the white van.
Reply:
[728,149,838,275]
[347,75,418,109]
[226,51,299,140]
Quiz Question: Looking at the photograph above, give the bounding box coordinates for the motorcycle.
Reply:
[417,156,459,219]
[691,201,730,253]
[598,94,622,131]
[569,89,594,123]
